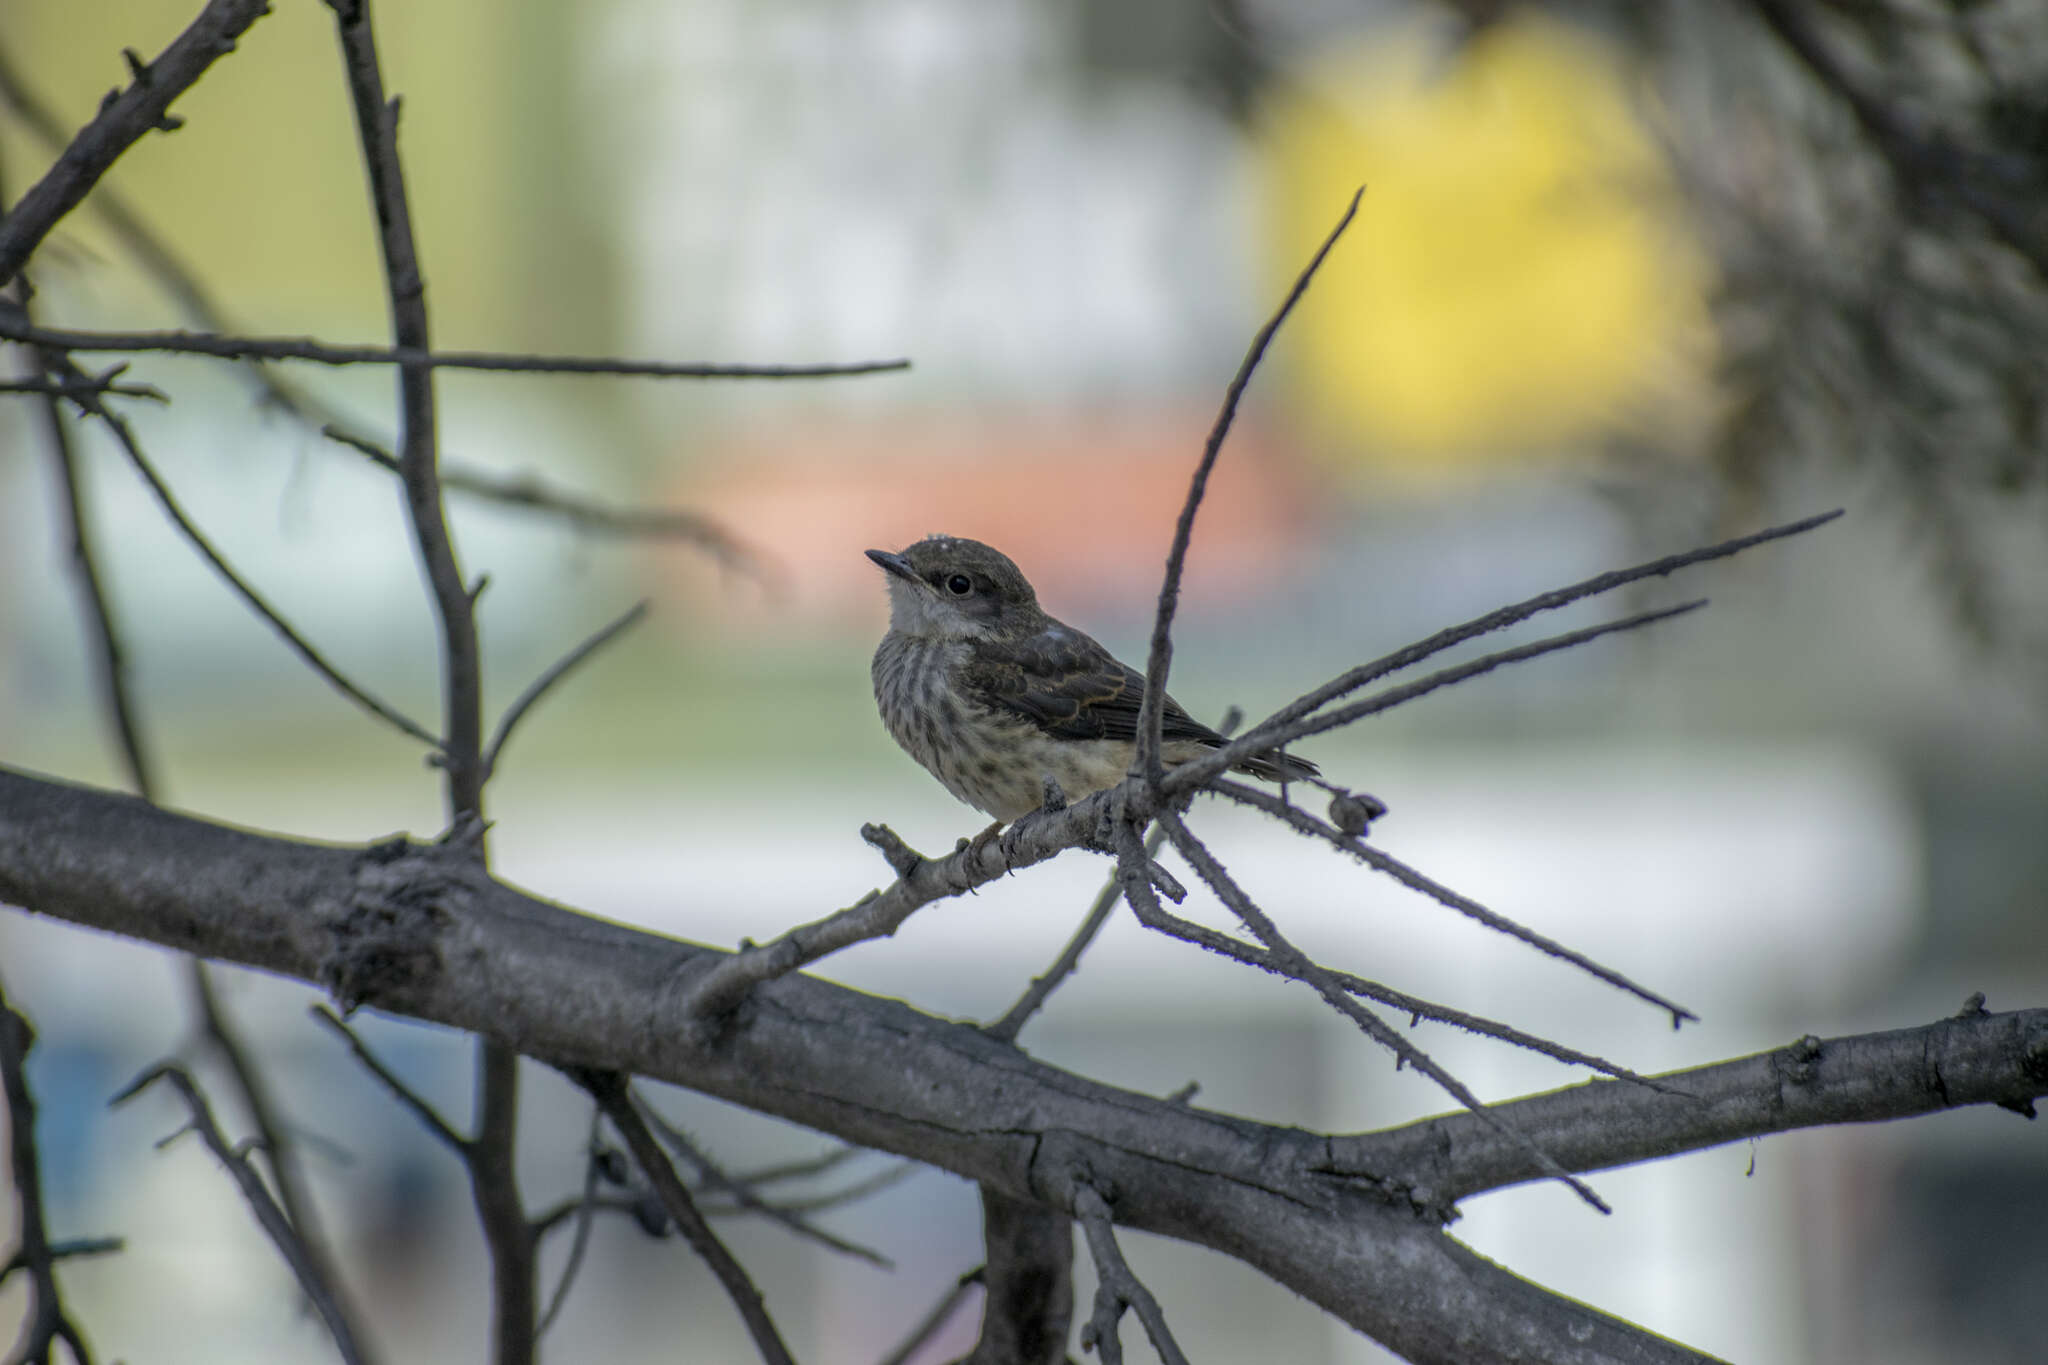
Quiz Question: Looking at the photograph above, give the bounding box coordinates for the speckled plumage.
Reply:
[868,536,1317,822]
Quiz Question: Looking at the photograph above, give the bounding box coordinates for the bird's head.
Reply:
[866,536,1040,639]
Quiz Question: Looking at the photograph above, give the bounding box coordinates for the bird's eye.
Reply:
[945,574,973,596]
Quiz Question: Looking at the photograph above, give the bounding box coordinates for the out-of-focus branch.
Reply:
[111,1064,367,1365]
[1,979,102,1365]
[483,601,648,781]
[1747,0,2048,278]
[877,1266,983,1365]
[32,346,441,749]
[0,0,275,285]
[0,315,909,379]
[572,1070,797,1365]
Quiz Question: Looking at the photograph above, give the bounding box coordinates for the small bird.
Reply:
[868,535,1318,823]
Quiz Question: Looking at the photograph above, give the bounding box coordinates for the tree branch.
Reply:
[1136,186,1361,781]
[962,1189,1071,1365]
[110,1064,367,1365]
[1073,1184,1187,1365]
[0,0,275,285]
[1,979,101,1365]
[11,764,1977,1360]
[483,601,648,781]
[571,1070,797,1365]
[1330,999,2048,1204]
[0,315,908,379]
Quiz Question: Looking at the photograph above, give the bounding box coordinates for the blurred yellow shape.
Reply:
[1263,13,1713,469]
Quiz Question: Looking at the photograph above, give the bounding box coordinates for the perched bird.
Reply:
[868,535,1318,822]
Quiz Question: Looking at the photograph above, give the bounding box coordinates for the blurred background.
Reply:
[3,0,2046,1361]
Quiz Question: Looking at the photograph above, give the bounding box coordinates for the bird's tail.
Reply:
[1233,749,1319,784]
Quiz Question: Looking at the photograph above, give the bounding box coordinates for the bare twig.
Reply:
[1136,186,1361,781]
[571,1070,798,1365]
[190,964,364,1349]
[310,1006,468,1155]
[0,315,909,379]
[35,349,441,749]
[0,1238,123,1283]
[1218,510,1842,765]
[29,343,157,796]
[323,427,773,573]
[1208,777,1696,1028]
[0,0,275,285]
[1108,874,1668,1091]
[2,979,101,1365]
[1170,599,1713,795]
[1144,812,1610,1213]
[483,601,649,780]
[1073,1184,1188,1365]
[111,1064,367,1365]
[0,373,164,402]
[636,1092,894,1267]
[876,1266,984,1365]
[535,1108,605,1338]
[985,824,1166,1045]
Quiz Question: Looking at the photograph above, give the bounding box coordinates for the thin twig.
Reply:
[310,1006,469,1155]
[1111,874,1670,1091]
[0,315,910,379]
[875,1267,984,1365]
[1142,813,1609,1213]
[29,342,157,796]
[636,1092,894,1266]
[1,979,102,1365]
[326,0,482,816]
[190,963,364,1348]
[1214,510,1842,767]
[325,426,774,575]
[1136,186,1361,781]
[0,374,165,402]
[985,824,1166,1045]
[1170,599,1713,796]
[1209,777,1696,1027]
[111,1064,367,1365]
[572,1070,798,1365]
[1073,1185,1189,1365]
[536,1108,605,1338]
[37,350,441,749]
[483,600,649,780]
[0,0,275,285]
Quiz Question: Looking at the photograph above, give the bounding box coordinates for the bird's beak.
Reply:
[865,549,920,584]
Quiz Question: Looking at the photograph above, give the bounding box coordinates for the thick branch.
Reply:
[963,1189,1071,1365]
[0,0,274,285]
[1331,1004,2048,1204]
[8,767,2038,1363]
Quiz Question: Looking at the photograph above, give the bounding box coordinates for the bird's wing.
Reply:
[964,626,1224,747]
